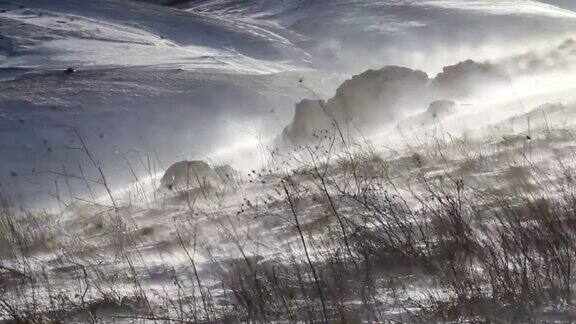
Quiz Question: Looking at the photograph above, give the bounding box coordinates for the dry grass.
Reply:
[2,125,576,323]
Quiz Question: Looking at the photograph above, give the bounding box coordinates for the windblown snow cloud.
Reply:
[279,59,510,146]
[1,0,576,207]
[279,35,576,147]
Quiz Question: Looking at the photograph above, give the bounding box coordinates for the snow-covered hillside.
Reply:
[0,0,316,207]
[178,0,576,72]
[3,0,576,322]
[1,0,575,208]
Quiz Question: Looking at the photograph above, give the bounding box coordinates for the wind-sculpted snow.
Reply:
[543,0,576,10]
[486,102,576,139]
[0,0,311,72]
[0,35,12,57]
[175,0,576,72]
[5,96,576,322]
[2,0,576,322]
[0,68,316,207]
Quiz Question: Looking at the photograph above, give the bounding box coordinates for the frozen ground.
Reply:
[2,0,576,322]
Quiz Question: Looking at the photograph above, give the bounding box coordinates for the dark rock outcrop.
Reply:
[281,99,333,146]
[280,66,430,145]
[431,60,509,98]
[280,59,514,146]
[327,66,430,125]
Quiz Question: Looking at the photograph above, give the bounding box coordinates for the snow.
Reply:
[0,1,307,73]
[0,0,576,206]
[2,1,576,322]
[420,0,576,18]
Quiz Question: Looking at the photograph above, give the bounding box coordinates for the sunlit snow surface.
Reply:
[0,0,575,207]
[420,0,576,17]
[2,0,576,322]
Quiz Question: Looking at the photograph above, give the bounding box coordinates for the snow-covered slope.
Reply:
[177,0,576,72]
[0,0,315,207]
[1,0,576,208]
[4,1,576,322]
[0,0,310,72]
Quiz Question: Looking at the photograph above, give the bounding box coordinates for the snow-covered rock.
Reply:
[280,59,518,146]
[280,66,430,145]
[160,160,219,191]
[431,60,510,98]
[328,66,430,125]
[280,99,332,146]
